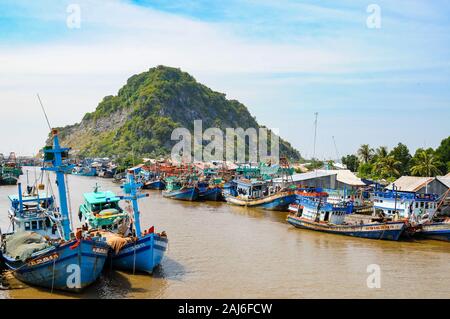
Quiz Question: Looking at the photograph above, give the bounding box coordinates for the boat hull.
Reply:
[112,233,168,274]
[2,239,108,292]
[143,180,166,190]
[198,187,223,201]
[224,192,296,211]
[287,216,406,241]
[417,222,450,242]
[163,187,199,201]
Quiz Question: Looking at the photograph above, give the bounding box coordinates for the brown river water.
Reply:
[0,167,449,299]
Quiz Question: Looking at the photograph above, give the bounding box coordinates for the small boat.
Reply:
[0,130,108,292]
[224,178,296,211]
[287,194,406,241]
[163,176,199,201]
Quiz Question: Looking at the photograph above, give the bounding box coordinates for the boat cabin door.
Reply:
[324,211,330,222]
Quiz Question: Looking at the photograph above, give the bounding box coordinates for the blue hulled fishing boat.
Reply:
[197,180,223,201]
[0,129,109,292]
[163,176,199,201]
[143,179,166,190]
[287,193,406,241]
[79,167,168,274]
[223,178,296,211]
[111,168,168,273]
[417,220,450,241]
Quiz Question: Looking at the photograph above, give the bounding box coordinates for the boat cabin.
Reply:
[234,179,275,199]
[80,189,129,231]
[372,190,438,220]
[8,193,59,238]
[292,196,352,225]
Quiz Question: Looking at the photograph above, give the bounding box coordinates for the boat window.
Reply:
[425,202,429,209]
[45,217,51,227]
[420,202,424,208]
[38,220,43,229]
[415,202,419,208]
[32,220,38,230]
[25,222,31,230]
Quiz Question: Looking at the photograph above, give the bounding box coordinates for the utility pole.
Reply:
[313,112,318,161]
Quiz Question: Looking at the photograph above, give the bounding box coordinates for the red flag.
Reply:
[148,226,155,234]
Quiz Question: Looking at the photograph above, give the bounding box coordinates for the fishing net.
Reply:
[94,231,133,254]
[3,231,51,262]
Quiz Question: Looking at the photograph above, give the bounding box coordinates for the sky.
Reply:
[0,0,449,159]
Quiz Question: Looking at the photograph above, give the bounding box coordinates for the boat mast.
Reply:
[122,167,148,239]
[42,129,72,241]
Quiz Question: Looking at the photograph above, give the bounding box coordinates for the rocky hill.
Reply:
[56,66,301,161]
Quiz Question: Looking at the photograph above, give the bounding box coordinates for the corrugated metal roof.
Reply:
[273,170,336,183]
[436,176,450,189]
[321,169,366,186]
[387,176,433,192]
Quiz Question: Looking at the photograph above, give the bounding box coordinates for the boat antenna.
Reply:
[37,94,52,130]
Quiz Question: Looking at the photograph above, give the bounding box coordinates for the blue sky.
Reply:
[0,0,449,159]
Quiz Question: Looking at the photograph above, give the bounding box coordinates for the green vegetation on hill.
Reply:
[55,66,301,161]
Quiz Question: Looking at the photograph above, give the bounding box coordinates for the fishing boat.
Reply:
[224,178,296,211]
[0,159,22,185]
[197,180,223,201]
[71,165,97,177]
[413,190,450,242]
[0,130,109,292]
[79,168,168,274]
[287,194,406,240]
[163,176,199,201]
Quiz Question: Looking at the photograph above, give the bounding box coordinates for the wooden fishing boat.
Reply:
[224,179,296,211]
[287,195,406,241]
[163,176,199,201]
[79,168,168,274]
[0,130,108,292]
[197,179,224,201]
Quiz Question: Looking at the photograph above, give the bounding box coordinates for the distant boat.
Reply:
[224,179,296,211]
[1,130,108,292]
[71,166,97,177]
[163,176,199,201]
[287,193,406,241]
[197,180,224,201]
[143,179,166,190]
[0,162,22,185]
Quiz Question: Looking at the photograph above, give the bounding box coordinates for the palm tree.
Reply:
[410,150,442,177]
[373,146,389,171]
[379,155,401,178]
[357,144,374,164]
[375,146,388,159]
